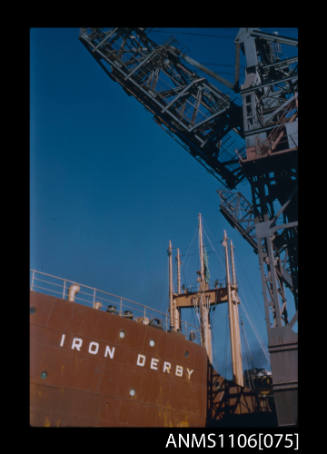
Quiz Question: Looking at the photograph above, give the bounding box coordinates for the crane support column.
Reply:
[233,28,298,426]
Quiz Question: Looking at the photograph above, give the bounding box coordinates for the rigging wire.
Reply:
[209,301,220,373]
[229,248,269,363]
[177,215,269,375]
[180,224,198,291]
[239,297,270,364]
[202,222,226,280]
[223,304,230,379]
[201,217,269,367]
[233,248,264,314]
[240,318,255,389]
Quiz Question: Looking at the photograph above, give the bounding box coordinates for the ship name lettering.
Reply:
[59,334,66,347]
[150,357,159,370]
[88,341,99,355]
[60,334,116,359]
[136,353,194,380]
[104,345,115,359]
[163,361,171,374]
[59,335,192,379]
[71,337,83,351]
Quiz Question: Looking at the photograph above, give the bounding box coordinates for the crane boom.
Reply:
[79,27,245,189]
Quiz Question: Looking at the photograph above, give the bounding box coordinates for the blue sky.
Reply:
[30,27,298,378]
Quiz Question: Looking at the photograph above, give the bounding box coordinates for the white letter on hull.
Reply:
[136,354,146,367]
[88,341,99,355]
[175,365,183,377]
[59,334,66,347]
[71,337,83,351]
[163,361,171,374]
[187,368,194,380]
[104,345,116,359]
[150,358,159,370]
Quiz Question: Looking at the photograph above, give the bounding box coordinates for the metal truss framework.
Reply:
[79,27,298,426]
[218,188,297,315]
[225,28,298,426]
[79,28,244,189]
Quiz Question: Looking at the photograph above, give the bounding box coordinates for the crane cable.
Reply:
[239,297,270,364]
[180,223,198,293]
[240,317,256,389]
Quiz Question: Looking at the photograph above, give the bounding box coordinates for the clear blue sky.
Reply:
[30,27,298,378]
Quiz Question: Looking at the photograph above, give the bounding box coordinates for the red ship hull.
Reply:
[30,291,208,427]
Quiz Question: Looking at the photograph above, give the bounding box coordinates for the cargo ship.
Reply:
[30,215,276,427]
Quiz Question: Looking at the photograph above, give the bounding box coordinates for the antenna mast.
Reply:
[168,240,180,331]
[198,213,213,364]
[168,240,175,331]
[176,248,181,294]
[223,231,243,386]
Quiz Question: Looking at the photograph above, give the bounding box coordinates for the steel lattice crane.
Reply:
[79,28,245,188]
[79,27,298,427]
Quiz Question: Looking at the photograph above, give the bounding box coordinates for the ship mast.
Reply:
[168,215,244,386]
[168,240,174,331]
[223,231,244,387]
[168,240,180,331]
[197,213,213,364]
[176,248,181,294]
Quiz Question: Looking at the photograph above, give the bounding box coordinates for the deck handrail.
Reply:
[30,269,201,341]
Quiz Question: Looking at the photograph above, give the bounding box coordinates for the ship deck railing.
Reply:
[30,269,201,343]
